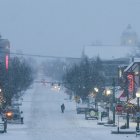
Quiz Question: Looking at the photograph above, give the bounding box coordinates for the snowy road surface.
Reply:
[0,83,139,140]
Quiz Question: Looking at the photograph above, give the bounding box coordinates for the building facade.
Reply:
[0,36,10,70]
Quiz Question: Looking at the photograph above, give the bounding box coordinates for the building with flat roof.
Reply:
[84,44,133,86]
[84,45,136,60]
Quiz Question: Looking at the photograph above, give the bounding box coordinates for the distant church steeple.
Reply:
[121,24,139,46]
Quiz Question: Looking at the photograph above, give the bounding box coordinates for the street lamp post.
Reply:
[136,89,140,130]
[94,87,99,110]
[105,82,115,125]
[112,78,116,125]
[106,89,111,122]
[124,73,129,128]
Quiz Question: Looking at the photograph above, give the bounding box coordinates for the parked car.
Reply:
[4,106,23,124]
[76,103,88,114]
[0,121,4,133]
[76,107,87,114]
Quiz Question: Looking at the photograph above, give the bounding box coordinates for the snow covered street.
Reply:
[0,83,139,140]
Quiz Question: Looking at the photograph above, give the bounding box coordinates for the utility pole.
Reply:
[124,73,129,128]
[112,78,116,125]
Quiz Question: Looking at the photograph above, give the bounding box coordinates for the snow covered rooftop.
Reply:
[124,58,140,72]
[84,45,136,60]
[124,62,134,72]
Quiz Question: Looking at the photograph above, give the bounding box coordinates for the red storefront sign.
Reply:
[127,74,134,93]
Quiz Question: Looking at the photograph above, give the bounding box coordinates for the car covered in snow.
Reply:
[0,121,4,133]
[76,107,87,114]
[76,103,88,114]
[3,106,23,124]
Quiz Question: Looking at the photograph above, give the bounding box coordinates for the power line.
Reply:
[0,50,130,63]
[9,52,81,60]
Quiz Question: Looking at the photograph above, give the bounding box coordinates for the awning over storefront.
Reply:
[115,90,123,98]
[115,90,127,101]
[129,98,137,105]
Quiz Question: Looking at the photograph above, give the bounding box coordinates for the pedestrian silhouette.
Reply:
[61,103,65,113]
[20,111,24,124]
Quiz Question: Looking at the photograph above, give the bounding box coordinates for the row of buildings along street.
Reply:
[0,24,140,138]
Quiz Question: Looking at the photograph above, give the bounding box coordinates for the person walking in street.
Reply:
[61,103,65,113]
[20,111,24,124]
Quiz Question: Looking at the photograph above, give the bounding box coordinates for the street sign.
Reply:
[116,104,123,112]
[136,112,140,118]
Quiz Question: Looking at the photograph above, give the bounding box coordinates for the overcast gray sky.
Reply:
[0,0,140,58]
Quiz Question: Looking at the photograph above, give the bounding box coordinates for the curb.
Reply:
[104,124,117,127]
[111,130,135,134]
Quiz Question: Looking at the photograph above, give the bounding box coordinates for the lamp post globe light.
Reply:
[136,89,140,130]
[106,89,111,96]
[94,87,99,93]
